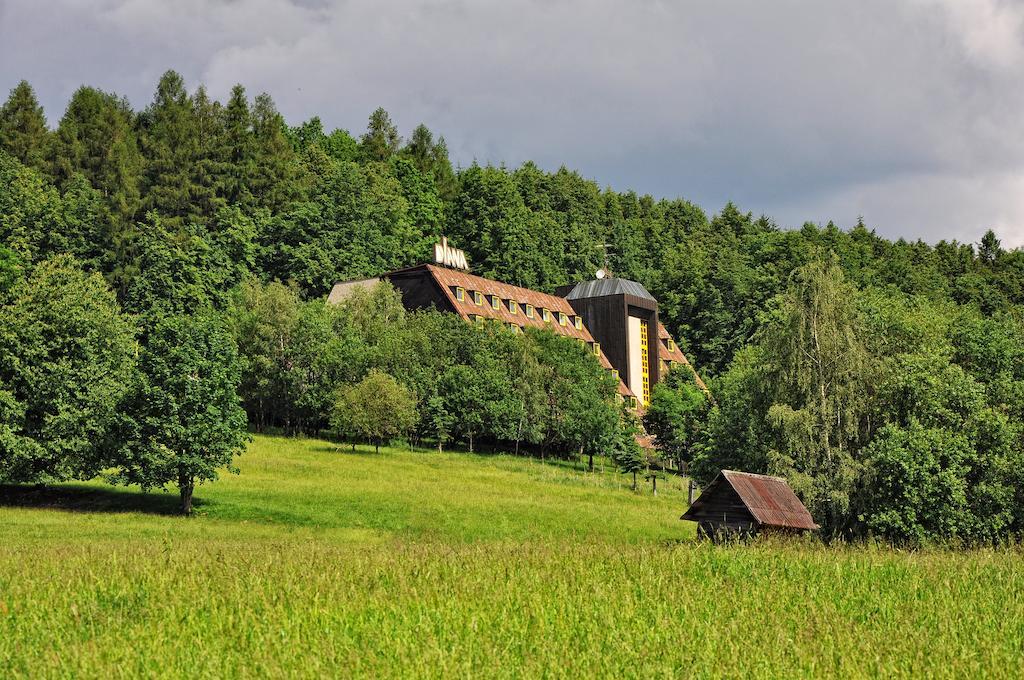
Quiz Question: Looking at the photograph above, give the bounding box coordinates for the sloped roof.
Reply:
[656,322,710,394]
[421,266,635,399]
[681,470,819,530]
[564,277,656,301]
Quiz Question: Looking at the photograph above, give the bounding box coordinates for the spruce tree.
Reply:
[190,85,226,221]
[0,80,49,171]
[359,107,401,162]
[50,86,143,229]
[220,84,256,209]
[251,93,302,212]
[138,70,201,226]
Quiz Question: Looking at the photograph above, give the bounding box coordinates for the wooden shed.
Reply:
[681,470,818,538]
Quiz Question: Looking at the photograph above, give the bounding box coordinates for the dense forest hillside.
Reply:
[3,71,1024,541]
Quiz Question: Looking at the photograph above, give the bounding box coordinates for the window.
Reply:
[573,316,582,330]
[491,295,500,311]
[542,308,551,322]
[629,396,638,410]
[525,304,534,318]
[473,315,485,325]
[666,338,675,352]
[558,312,567,326]
[593,341,601,356]
[473,291,483,306]
[509,300,518,315]
[509,323,521,333]
[611,369,619,380]
[455,286,465,302]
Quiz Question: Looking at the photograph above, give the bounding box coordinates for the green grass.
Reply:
[2,436,1023,678]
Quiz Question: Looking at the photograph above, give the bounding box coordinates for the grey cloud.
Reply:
[3,0,1024,245]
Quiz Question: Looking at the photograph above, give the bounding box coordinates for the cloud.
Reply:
[3,0,1024,246]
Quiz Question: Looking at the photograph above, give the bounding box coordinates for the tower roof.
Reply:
[563,277,656,301]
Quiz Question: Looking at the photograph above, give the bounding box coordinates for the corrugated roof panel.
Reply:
[721,470,819,530]
[564,278,656,301]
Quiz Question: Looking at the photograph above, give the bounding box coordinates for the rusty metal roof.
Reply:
[682,470,819,530]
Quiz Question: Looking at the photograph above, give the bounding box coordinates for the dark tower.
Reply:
[557,278,661,407]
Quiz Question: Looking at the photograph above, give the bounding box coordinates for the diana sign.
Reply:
[434,236,469,270]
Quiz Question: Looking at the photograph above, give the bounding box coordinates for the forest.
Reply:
[2,70,1024,541]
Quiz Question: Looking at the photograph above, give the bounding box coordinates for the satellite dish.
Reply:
[595,268,607,279]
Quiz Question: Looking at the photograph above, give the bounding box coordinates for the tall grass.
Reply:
[1,436,1022,678]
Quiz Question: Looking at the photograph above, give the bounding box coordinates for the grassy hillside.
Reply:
[1,436,1022,678]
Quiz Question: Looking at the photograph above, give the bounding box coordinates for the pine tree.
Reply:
[219,85,256,209]
[359,107,401,162]
[251,93,302,212]
[979,229,1002,266]
[190,85,226,221]
[49,86,143,232]
[138,70,201,226]
[402,123,456,200]
[0,80,49,171]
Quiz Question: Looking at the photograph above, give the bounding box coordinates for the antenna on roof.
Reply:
[594,243,614,280]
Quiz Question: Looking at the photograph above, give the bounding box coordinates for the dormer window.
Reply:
[592,341,601,356]
[509,300,519,315]
[473,291,483,306]
[573,316,583,330]
[525,304,535,318]
[666,338,675,352]
[490,295,500,311]
[629,396,638,409]
[558,312,568,326]
[611,369,619,380]
[455,286,465,302]
[542,308,551,322]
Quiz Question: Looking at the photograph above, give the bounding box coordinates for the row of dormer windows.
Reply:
[455,286,583,330]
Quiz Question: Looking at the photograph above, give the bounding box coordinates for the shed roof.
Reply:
[681,470,818,530]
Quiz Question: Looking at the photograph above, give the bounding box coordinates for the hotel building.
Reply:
[328,239,705,410]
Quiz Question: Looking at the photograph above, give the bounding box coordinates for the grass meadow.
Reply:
[2,436,1023,678]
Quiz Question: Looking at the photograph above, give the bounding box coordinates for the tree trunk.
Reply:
[179,475,195,515]
[469,433,474,453]
[632,471,637,491]
[588,453,594,472]
[375,441,380,454]
[652,475,657,496]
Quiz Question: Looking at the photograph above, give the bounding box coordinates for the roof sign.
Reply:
[434,236,469,271]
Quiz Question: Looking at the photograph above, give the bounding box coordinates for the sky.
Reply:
[3,0,1024,246]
